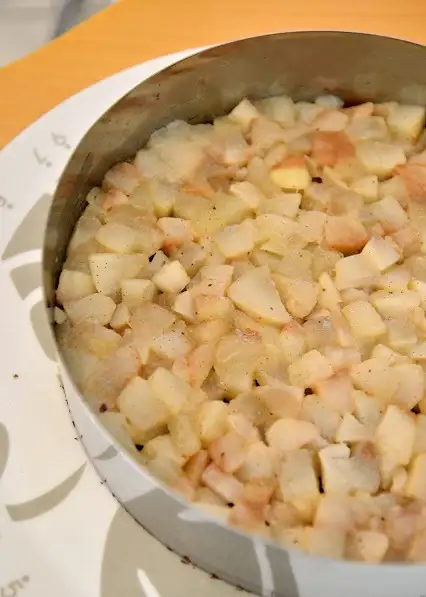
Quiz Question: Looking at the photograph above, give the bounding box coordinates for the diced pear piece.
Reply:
[351,175,378,202]
[229,180,264,209]
[278,450,320,521]
[334,254,378,290]
[336,413,372,443]
[64,293,116,326]
[110,302,130,331]
[342,300,386,339]
[370,196,408,233]
[353,530,389,563]
[375,405,416,481]
[288,349,334,388]
[214,221,255,259]
[270,158,311,191]
[266,418,319,453]
[121,278,155,306]
[117,376,169,442]
[228,98,260,130]
[405,453,426,500]
[56,270,96,304]
[148,367,189,415]
[89,253,146,295]
[361,237,401,272]
[387,104,426,141]
[356,140,406,178]
[197,401,229,446]
[152,260,190,293]
[173,290,196,322]
[351,358,398,400]
[95,222,137,253]
[273,274,319,319]
[227,266,292,326]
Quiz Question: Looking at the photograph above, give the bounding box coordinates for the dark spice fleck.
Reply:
[304,387,313,395]
[312,176,322,183]
[210,574,219,581]
[181,556,191,565]
[12,373,18,379]
[227,502,235,508]
[148,253,156,262]
[99,403,108,413]
[135,444,144,451]
[222,397,231,404]
[254,379,260,387]
[412,404,421,414]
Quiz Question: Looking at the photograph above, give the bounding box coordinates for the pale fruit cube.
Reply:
[227,266,292,326]
[208,431,247,473]
[370,290,420,318]
[351,175,379,202]
[64,293,116,326]
[173,290,196,322]
[405,453,426,500]
[302,395,341,441]
[194,295,233,321]
[342,300,386,339]
[187,344,215,388]
[151,330,192,359]
[184,450,210,488]
[279,322,306,363]
[266,418,319,453]
[214,221,255,259]
[103,162,140,195]
[228,98,260,130]
[297,210,327,243]
[356,140,406,177]
[117,376,169,442]
[278,450,320,521]
[410,342,426,361]
[54,307,67,324]
[392,363,424,410]
[316,94,343,109]
[314,374,354,415]
[370,196,408,233]
[144,435,184,466]
[256,385,302,419]
[354,391,382,430]
[121,278,155,306]
[288,349,334,388]
[379,266,410,293]
[197,401,229,446]
[273,275,319,319]
[143,250,169,278]
[89,253,147,295]
[229,180,264,209]
[351,358,399,401]
[353,530,389,563]
[238,441,278,482]
[191,318,231,346]
[259,193,302,219]
[110,302,130,331]
[152,260,190,293]
[361,237,400,272]
[336,413,372,443]
[314,494,353,529]
[334,254,378,290]
[168,413,201,461]
[56,270,96,304]
[318,443,351,494]
[214,333,262,394]
[387,104,426,141]
[318,272,342,309]
[201,463,244,504]
[375,405,416,480]
[258,95,296,125]
[325,215,368,255]
[323,346,361,372]
[157,217,193,248]
[95,222,138,253]
[270,161,311,191]
[148,367,189,415]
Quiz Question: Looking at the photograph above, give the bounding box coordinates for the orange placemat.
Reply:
[1,0,426,148]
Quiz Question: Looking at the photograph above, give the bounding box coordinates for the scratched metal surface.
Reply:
[0,0,113,66]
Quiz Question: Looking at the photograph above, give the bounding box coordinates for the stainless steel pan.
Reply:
[43,31,426,597]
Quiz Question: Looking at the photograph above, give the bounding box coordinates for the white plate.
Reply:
[0,49,252,597]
